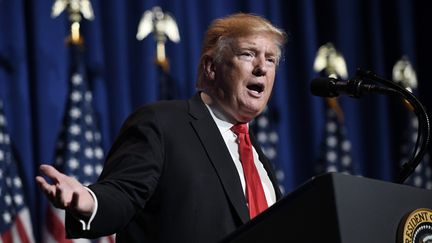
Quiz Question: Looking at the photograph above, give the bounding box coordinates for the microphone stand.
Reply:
[355,69,431,183]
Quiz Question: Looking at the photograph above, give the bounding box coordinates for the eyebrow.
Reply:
[237,45,277,57]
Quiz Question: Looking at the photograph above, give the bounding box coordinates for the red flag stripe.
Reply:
[1,229,12,243]
[14,216,31,243]
[46,207,73,243]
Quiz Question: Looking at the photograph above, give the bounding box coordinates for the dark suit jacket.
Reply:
[66,93,281,242]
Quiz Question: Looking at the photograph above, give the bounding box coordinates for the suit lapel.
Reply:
[188,94,250,224]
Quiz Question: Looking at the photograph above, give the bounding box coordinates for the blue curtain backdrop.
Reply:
[1,0,431,241]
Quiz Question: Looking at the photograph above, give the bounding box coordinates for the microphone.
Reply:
[310,77,395,98]
[310,69,430,184]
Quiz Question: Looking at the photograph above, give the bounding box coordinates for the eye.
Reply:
[242,52,253,56]
[266,57,276,64]
[238,51,255,61]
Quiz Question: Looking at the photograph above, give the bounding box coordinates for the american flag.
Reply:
[0,99,36,243]
[250,106,285,194]
[392,56,432,189]
[400,108,432,189]
[312,43,354,175]
[43,45,114,243]
[316,104,355,174]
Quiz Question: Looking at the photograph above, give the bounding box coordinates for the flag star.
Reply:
[71,73,83,85]
[265,147,277,159]
[276,170,285,181]
[3,212,11,224]
[326,122,337,133]
[257,132,267,143]
[258,116,268,128]
[278,185,285,195]
[85,131,93,141]
[84,147,94,159]
[95,164,103,175]
[269,132,278,143]
[68,158,79,169]
[0,114,5,126]
[6,177,12,187]
[341,155,352,167]
[326,151,337,162]
[415,163,423,172]
[68,141,80,152]
[13,177,22,188]
[326,165,338,172]
[70,90,82,102]
[341,140,351,151]
[69,124,81,135]
[85,91,93,102]
[69,107,82,119]
[85,115,93,125]
[0,169,3,179]
[4,134,9,144]
[95,147,104,159]
[414,176,422,187]
[4,194,12,205]
[0,132,4,143]
[0,150,4,161]
[94,132,101,141]
[14,194,23,205]
[84,164,94,176]
[82,181,91,186]
[326,136,337,147]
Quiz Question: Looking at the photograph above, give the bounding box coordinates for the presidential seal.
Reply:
[398,208,432,243]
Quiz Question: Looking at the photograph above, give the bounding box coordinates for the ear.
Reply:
[203,55,216,81]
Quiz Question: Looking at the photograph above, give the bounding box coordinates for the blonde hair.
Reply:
[196,13,287,89]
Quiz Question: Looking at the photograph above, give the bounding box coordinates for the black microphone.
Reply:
[311,69,431,184]
[310,77,395,98]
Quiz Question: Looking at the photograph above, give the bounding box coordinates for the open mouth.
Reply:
[247,83,264,94]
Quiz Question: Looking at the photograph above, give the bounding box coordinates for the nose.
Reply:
[252,56,268,77]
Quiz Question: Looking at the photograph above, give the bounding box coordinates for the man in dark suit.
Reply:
[36,13,287,242]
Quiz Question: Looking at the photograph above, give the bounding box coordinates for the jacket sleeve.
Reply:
[66,106,165,238]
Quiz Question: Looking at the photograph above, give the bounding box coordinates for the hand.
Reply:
[36,164,95,217]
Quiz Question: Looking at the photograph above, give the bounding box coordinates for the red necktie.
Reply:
[231,123,268,219]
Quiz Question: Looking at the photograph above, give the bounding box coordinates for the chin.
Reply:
[238,110,263,123]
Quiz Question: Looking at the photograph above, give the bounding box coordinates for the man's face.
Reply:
[211,34,278,123]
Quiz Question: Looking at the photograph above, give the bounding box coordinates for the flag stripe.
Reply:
[14,216,31,243]
[46,207,72,243]
[1,231,12,243]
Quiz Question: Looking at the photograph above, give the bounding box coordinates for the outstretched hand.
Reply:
[36,164,95,217]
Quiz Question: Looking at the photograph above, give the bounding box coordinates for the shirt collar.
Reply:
[204,103,236,134]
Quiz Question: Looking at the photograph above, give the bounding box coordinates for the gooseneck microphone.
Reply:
[310,76,396,98]
[310,69,430,184]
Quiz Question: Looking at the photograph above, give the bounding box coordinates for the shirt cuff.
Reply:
[78,187,98,231]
